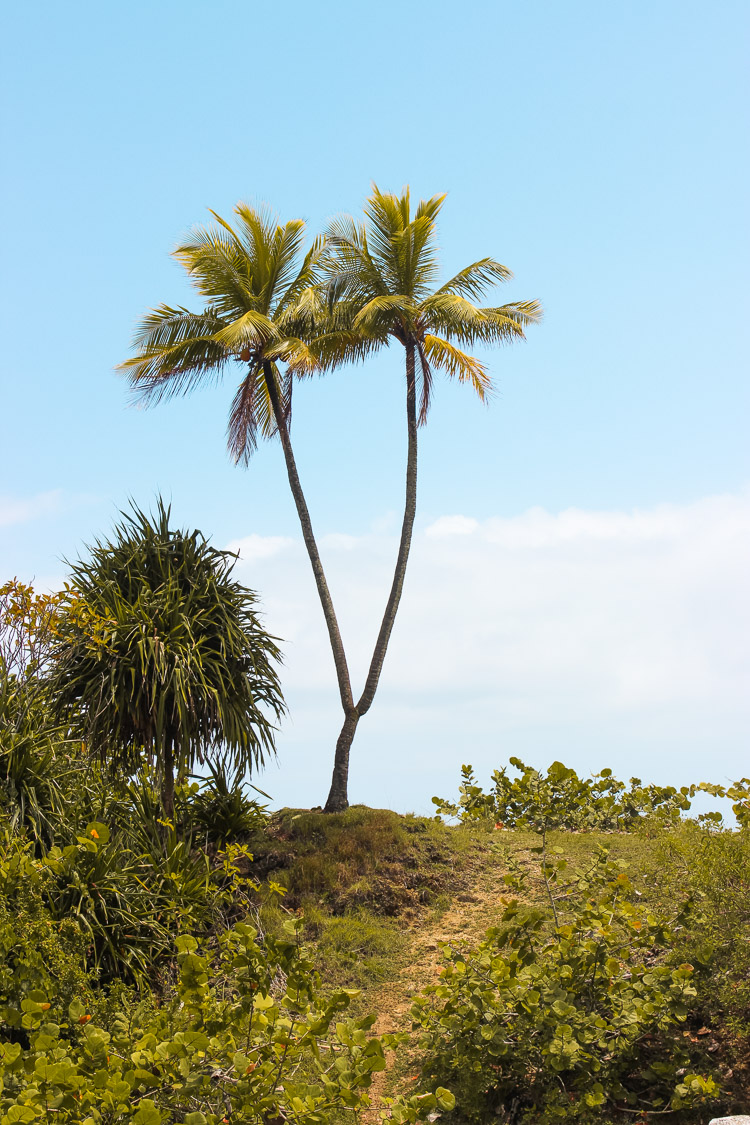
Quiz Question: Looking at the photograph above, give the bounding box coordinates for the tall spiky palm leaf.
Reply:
[319,186,542,811]
[48,501,285,819]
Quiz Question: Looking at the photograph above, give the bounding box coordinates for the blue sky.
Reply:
[1,1,748,811]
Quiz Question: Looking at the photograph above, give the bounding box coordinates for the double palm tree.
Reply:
[119,189,541,813]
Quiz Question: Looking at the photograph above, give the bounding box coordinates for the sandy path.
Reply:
[363,847,520,1117]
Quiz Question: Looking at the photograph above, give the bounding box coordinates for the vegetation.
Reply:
[48,502,284,819]
[1,637,750,1123]
[3,185,747,1121]
[118,186,541,812]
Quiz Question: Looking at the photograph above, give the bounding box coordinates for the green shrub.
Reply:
[185,761,269,844]
[411,846,718,1122]
[651,822,750,1104]
[434,759,698,833]
[0,910,453,1125]
[0,830,91,1034]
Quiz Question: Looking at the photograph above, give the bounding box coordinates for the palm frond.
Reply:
[482,299,544,328]
[353,294,417,335]
[420,292,491,343]
[212,309,280,350]
[415,339,434,424]
[423,334,492,401]
[324,215,389,300]
[264,337,322,378]
[436,258,513,300]
[117,305,230,403]
[296,329,383,374]
[266,220,307,308]
[174,227,254,318]
[227,368,262,465]
[274,234,327,319]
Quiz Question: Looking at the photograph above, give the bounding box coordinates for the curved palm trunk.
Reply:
[262,364,355,718]
[324,343,419,812]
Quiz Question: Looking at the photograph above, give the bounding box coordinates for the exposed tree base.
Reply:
[323,711,359,812]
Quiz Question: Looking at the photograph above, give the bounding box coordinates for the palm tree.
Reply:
[117,205,372,807]
[319,186,542,811]
[49,501,285,819]
[118,195,540,815]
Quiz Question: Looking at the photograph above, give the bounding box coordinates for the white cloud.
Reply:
[229,488,750,812]
[0,490,63,528]
[426,514,479,537]
[226,534,296,563]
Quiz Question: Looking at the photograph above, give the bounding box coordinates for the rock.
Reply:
[708,1117,750,1124]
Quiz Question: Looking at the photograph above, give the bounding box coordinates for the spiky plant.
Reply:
[48,501,284,819]
[318,186,542,810]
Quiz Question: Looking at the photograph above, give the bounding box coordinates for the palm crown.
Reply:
[321,186,542,421]
[118,204,326,463]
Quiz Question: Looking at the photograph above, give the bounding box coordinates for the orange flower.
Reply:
[90,828,100,839]
[41,1003,51,1010]
[78,1014,92,1024]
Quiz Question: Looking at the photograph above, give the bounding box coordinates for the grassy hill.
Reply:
[247,807,750,1121]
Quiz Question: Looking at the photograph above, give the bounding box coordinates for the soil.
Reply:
[362,846,527,1119]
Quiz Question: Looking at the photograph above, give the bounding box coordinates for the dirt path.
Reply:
[364,846,521,1116]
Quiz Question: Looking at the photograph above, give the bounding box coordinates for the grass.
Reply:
[249,804,488,914]
[246,805,495,1011]
[238,807,750,1119]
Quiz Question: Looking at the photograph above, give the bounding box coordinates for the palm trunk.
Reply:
[324,710,359,813]
[262,364,354,714]
[161,738,175,822]
[323,342,419,812]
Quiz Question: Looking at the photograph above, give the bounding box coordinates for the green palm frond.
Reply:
[353,294,418,335]
[265,337,322,378]
[420,293,492,342]
[302,328,384,372]
[423,335,492,400]
[483,299,544,328]
[174,227,255,317]
[117,306,229,403]
[275,234,327,319]
[212,309,279,350]
[436,258,513,300]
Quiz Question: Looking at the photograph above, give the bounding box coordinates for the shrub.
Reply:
[0,909,453,1125]
[48,502,285,819]
[433,759,697,833]
[411,846,719,1122]
[186,760,269,844]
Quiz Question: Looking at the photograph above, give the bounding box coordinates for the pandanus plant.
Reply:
[119,190,541,812]
[49,502,284,820]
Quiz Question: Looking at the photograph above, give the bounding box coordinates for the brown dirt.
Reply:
[363,845,527,1118]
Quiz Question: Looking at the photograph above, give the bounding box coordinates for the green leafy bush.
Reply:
[0,831,91,1034]
[185,761,269,844]
[411,846,719,1122]
[651,823,750,1104]
[0,910,453,1125]
[433,759,697,832]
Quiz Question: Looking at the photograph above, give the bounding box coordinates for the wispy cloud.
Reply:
[0,490,64,528]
